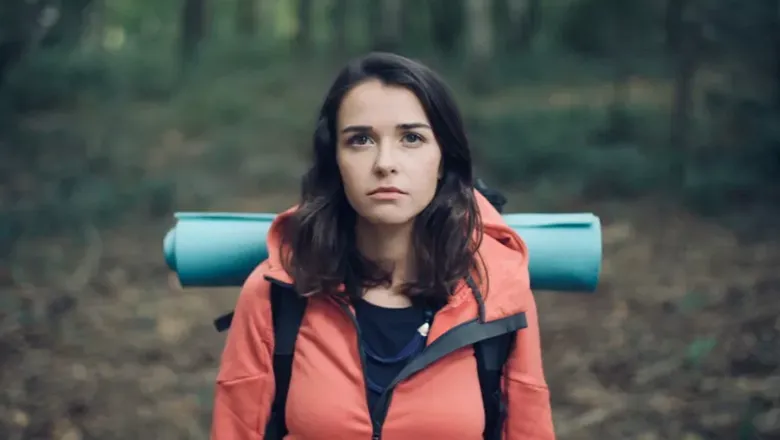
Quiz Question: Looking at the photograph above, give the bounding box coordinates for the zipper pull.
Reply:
[418,309,433,337]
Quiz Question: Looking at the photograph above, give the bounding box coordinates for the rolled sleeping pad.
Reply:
[164,212,602,292]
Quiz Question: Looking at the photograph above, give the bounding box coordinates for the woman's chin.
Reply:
[358,209,417,227]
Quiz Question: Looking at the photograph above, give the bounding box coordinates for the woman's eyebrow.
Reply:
[341,123,431,134]
[397,123,431,130]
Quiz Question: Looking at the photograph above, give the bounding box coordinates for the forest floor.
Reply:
[1,190,778,440]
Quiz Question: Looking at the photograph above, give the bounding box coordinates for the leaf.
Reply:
[677,291,709,314]
[685,338,717,367]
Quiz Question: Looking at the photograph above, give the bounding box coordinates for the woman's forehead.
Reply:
[338,80,429,128]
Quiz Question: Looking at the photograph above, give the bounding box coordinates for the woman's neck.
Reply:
[355,218,414,287]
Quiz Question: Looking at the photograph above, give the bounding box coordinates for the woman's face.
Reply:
[336,80,442,226]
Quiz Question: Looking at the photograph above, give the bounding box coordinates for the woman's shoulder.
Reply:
[478,233,529,277]
[476,234,533,317]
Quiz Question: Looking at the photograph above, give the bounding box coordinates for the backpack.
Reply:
[212,182,514,440]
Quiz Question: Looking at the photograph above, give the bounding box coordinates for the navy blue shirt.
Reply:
[352,299,429,413]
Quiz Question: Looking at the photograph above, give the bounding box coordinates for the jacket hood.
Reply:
[263,190,532,321]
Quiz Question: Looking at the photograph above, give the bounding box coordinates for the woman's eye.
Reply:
[347,134,371,146]
[402,133,423,144]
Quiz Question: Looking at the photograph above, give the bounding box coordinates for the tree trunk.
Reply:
[42,0,94,47]
[0,1,44,88]
[0,40,25,89]
[180,0,208,68]
[330,0,348,53]
[235,0,258,37]
[374,0,402,51]
[603,65,633,144]
[400,0,427,49]
[773,0,780,108]
[664,0,688,53]
[430,0,464,55]
[295,0,312,52]
[466,0,494,92]
[503,0,541,52]
[85,0,105,50]
[670,22,700,162]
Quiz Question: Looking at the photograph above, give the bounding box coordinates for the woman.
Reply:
[211,52,555,440]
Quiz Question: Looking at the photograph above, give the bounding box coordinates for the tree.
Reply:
[494,0,541,52]
[180,0,208,67]
[235,0,258,37]
[690,0,780,182]
[373,0,403,51]
[465,0,494,92]
[330,0,349,53]
[559,0,659,143]
[0,0,45,88]
[669,20,700,153]
[41,0,95,47]
[295,0,312,52]
[429,0,464,55]
[664,0,689,53]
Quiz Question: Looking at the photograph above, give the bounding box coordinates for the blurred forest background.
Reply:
[1,0,779,439]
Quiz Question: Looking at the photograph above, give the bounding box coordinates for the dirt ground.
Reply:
[1,194,778,440]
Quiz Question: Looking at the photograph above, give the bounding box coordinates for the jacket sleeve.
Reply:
[503,293,556,439]
[211,266,275,440]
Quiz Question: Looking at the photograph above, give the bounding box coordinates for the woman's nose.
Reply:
[372,142,399,175]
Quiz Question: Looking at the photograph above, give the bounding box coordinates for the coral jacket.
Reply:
[211,191,556,439]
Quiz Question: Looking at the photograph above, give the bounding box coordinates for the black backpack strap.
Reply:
[211,283,306,440]
[474,178,507,213]
[213,311,234,332]
[474,331,515,440]
[264,283,307,440]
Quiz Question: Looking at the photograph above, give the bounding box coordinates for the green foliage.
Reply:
[103,0,179,33]
[3,44,177,112]
[4,49,113,111]
[558,0,662,59]
[469,104,670,197]
[1,0,779,242]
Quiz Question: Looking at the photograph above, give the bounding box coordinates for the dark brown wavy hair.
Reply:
[279,52,483,306]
